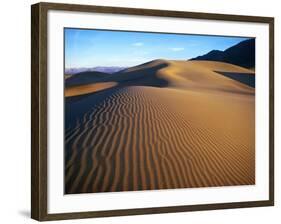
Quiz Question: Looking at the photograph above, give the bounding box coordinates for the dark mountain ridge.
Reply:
[190,38,255,69]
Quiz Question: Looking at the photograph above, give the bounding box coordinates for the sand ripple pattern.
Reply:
[65,86,255,194]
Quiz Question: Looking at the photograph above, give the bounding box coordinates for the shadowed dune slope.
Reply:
[65,60,255,194]
[65,71,109,87]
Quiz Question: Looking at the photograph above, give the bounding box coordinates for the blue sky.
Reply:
[65,28,250,68]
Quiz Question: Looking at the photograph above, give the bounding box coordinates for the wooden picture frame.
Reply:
[31,2,274,221]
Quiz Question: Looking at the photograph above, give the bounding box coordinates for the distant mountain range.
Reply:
[190,38,255,69]
[65,66,127,75]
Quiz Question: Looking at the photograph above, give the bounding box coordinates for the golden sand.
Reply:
[65,60,255,193]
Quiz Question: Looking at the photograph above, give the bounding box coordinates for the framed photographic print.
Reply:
[31,2,274,221]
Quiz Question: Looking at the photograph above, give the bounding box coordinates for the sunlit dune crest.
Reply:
[65,82,117,97]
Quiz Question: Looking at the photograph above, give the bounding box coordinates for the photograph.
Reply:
[64,28,256,194]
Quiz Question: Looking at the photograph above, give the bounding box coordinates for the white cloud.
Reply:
[169,47,185,52]
[132,42,144,47]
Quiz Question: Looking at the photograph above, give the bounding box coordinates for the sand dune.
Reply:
[65,82,117,97]
[65,60,255,194]
[65,71,109,87]
[65,60,254,97]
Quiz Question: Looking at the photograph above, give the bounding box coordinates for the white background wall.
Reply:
[0,0,279,223]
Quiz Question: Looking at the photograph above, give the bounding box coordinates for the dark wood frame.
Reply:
[31,2,274,221]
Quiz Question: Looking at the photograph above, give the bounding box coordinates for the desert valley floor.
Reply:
[64,60,255,194]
